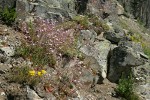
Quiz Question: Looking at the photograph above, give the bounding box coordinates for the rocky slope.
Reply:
[0,0,150,100]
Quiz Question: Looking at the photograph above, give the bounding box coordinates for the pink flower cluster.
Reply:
[20,17,75,54]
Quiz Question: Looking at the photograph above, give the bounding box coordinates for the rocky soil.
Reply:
[0,0,150,100]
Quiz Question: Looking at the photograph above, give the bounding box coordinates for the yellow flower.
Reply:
[29,70,35,76]
[38,71,42,76]
[41,70,46,74]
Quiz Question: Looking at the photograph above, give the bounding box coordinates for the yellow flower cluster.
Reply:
[29,70,46,76]
[29,70,35,76]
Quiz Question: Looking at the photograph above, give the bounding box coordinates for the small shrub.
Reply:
[115,73,139,100]
[0,6,16,25]
[9,66,40,86]
[9,66,47,86]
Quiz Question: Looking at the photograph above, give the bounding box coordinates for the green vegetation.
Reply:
[59,45,78,58]
[72,15,89,29]
[16,44,56,67]
[115,73,139,100]
[0,6,16,25]
[142,43,150,58]
[88,14,109,31]
[129,33,142,43]
[72,14,109,33]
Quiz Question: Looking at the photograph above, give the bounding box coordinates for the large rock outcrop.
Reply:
[16,0,77,22]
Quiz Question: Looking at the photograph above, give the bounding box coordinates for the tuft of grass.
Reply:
[115,73,139,100]
[142,43,150,58]
[0,6,16,25]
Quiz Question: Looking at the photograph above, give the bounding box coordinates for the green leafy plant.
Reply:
[0,6,16,25]
[115,73,139,100]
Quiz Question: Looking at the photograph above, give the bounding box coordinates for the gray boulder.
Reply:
[104,31,123,43]
[108,40,147,82]
[104,27,125,44]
